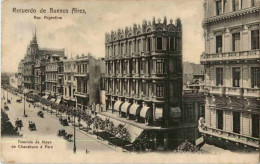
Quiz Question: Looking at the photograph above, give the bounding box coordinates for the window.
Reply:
[232,67,240,87]
[68,76,71,81]
[121,43,124,55]
[223,0,227,13]
[156,60,164,73]
[251,30,259,50]
[129,42,132,55]
[170,37,175,50]
[156,84,164,97]
[216,68,223,86]
[157,37,162,50]
[232,33,240,51]
[252,0,258,7]
[233,0,239,11]
[251,67,260,88]
[217,110,223,130]
[233,112,240,134]
[216,1,222,15]
[216,35,222,53]
[252,114,259,138]
[148,37,152,52]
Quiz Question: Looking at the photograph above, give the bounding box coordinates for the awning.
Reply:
[42,95,48,99]
[50,98,56,103]
[170,107,181,118]
[124,124,143,143]
[23,89,29,94]
[129,103,141,115]
[121,102,131,113]
[56,98,61,104]
[113,100,123,111]
[140,106,152,118]
[155,108,163,120]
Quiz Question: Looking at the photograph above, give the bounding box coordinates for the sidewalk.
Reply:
[38,105,127,152]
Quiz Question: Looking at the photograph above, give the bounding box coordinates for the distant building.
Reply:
[9,73,19,89]
[74,54,104,111]
[19,30,65,94]
[45,54,66,100]
[63,58,77,107]
[199,0,259,151]
[183,62,205,92]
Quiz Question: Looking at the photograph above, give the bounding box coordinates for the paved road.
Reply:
[1,89,120,154]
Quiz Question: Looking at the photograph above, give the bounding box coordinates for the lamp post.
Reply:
[23,93,26,117]
[73,107,76,153]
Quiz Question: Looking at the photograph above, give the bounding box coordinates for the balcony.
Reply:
[225,87,243,96]
[74,73,89,78]
[74,91,89,98]
[199,126,259,148]
[243,88,260,98]
[200,50,260,63]
[204,6,260,24]
[209,86,225,95]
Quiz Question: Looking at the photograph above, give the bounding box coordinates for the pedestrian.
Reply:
[85,148,88,154]
[29,104,30,108]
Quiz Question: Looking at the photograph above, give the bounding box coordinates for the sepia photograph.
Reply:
[1,0,259,163]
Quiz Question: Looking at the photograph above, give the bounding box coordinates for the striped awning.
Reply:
[42,95,49,99]
[50,98,56,103]
[121,102,131,113]
[129,103,141,115]
[114,100,123,111]
[56,98,61,104]
[124,124,143,143]
[155,108,163,120]
[140,106,152,118]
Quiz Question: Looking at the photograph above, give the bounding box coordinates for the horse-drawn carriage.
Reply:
[59,116,69,126]
[16,98,22,103]
[28,121,36,131]
[7,99,11,104]
[15,119,23,130]
[4,103,9,111]
[57,129,73,141]
[37,111,44,118]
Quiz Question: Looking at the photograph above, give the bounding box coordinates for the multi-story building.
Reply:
[17,60,24,89]
[181,90,205,144]
[183,62,205,92]
[19,30,65,95]
[103,17,183,150]
[199,0,260,151]
[45,54,66,100]
[63,58,77,107]
[74,54,104,110]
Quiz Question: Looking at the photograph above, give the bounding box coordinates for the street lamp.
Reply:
[73,107,76,153]
[23,93,26,117]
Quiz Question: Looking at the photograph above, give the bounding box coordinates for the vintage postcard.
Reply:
[1,0,260,163]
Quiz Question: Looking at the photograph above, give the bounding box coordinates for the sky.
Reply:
[2,0,205,73]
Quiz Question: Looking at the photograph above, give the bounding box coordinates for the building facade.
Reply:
[17,60,24,89]
[104,17,182,127]
[199,0,260,151]
[19,30,65,95]
[45,55,66,99]
[74,54,104,110]
[63,58,77,107]
[101,17,185,150]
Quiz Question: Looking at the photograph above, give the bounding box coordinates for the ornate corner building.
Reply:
[199,0,260,151]
[102,17,184,150]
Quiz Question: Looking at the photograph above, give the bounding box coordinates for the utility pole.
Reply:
[73,107,76,153]
[24,93,26,116]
